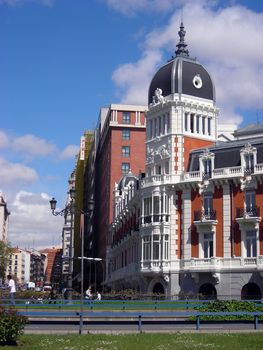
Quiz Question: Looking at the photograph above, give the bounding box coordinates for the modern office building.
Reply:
[106,23,263,300]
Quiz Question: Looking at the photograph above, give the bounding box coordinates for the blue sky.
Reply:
[0,0,263,249]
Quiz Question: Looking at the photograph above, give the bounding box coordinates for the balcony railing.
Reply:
[244,167,254,176]
[194,209,217,221]
[202,172,211,181]
[236,206,260,218]
[183,256,263,269]
[142,214,170,225]
[183,163,263,182]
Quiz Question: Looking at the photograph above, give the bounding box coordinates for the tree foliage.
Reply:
[0,240,12,282]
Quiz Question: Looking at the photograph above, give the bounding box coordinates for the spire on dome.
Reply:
[175,22,189,57]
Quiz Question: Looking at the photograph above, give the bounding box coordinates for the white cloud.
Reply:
[104,0,191,16]
[12,134,57,159]
[0,0,53,6]
[1,129,78,161]
[60,144,79,160]
[8,191,63,249]
[113,50,162,104]
[0,130,10,149]
[112,2,263,124]
[0,157,38,186]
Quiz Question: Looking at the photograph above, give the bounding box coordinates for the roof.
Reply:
[148,23,215,104]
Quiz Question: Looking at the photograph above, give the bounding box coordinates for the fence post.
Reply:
[196,315,200,330]
[138,314,142,332]
[122,301,126,310]
[254,315,258,330]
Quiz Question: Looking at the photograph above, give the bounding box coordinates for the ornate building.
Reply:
[106,23,263,300]
[0,193,10,243]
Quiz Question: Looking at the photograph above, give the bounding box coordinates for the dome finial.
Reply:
[175,22,189,57]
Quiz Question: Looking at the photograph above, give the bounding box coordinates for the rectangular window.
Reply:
[162,115,166,134]
[208,118,211,135]
[196,115,200,133]
[164,234,169,259]
[121,163,130,174]
[158,116,161,136]
[167,113,170,132]
[184,113,188,131]
[203,159,212,179]
[204,233,213,258]
[245,190,256,215]
[203,193,213,219]
[143,197,152,223]
[122,111,131,124]
[165,161,169,174]
[143,236,151,260]
[150,120,153,139]
[122,129,130,140]
[246,230,257,257]
[122,146,130,157]
[153,235,160,260]
[190,113,194,133]
[155,165,162,175]
[154,118,157,137]
[244,154,254,175]
[153,196,160,222]
[202,116,206,134]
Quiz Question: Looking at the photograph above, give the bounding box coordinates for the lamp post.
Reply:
[50,189,75,300]
[50,193,94,306]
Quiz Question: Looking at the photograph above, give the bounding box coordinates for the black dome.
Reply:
[148,23,215,105]
[117,171,138,191]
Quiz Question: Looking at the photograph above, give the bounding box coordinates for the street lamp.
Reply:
[49,192,94,306]
[50,189,75,300]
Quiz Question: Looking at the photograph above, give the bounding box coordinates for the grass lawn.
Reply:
[6,333,263,349]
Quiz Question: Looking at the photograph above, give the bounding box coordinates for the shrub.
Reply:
[194,300,263,320]
[0,306,27,345]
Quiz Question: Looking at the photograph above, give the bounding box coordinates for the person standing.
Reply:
[85,287,92,300]
[7,275,16,306]
[96,291,101,301]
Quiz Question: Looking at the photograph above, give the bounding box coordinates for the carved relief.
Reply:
[147,143,171,163]
[150,88,166,106]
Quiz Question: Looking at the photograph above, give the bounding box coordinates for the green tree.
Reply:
[0,241,12,283]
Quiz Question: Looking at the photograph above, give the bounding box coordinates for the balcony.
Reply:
[141,214,170,226]
[236,206,261,231]
[183,256,263,272]
[140,260,180,273]
[194,210,217,233]
[140,174,180,188]
[236,206,260,219]
[183,163,263,183]
[194,209,216,221]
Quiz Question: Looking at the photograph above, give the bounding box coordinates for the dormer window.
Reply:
[240,143,257,176]
[199,149,215,181]
[244,153,254,175]
[203,159,212,180]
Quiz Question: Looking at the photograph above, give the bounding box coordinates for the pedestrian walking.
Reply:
[7,274,16,306]
[85,287,92,300]
[96,291,101,300]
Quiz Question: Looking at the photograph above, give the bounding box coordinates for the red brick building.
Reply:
[94,104,146,262]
